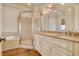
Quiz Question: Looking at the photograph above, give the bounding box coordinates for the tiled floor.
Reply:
[2,48,41,56]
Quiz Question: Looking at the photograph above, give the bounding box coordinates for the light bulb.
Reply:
[61,3,64,5]
[48,4,52,8]
[42,11,47,15]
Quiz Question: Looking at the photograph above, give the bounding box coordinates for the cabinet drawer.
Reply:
[45,36,73,51]
[51,45,72,56]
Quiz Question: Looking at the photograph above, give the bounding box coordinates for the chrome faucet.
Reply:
[67,31,71,36]
[0,37,6,42]
[66,31,74,36]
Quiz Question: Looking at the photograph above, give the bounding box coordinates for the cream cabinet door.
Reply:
[74,42,79,56]
[34,34,40,51]
[51,45,72,56]
[34,34,43,52]
[40,39,51,56]
[0,42,2,56]
[45,36,73,52]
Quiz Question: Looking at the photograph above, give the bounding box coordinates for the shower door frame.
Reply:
[18,10,34,48]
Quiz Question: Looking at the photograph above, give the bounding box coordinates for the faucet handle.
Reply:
[0,37,6,42]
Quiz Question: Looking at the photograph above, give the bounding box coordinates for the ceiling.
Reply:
[3,3,79,19]
[13,3,48,18]
[14,3,33,8]
[4,3,48,15]
[14,3,79,19]
[13,3,48,10]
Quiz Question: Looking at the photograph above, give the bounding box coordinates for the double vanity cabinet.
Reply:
[34,32,79,56]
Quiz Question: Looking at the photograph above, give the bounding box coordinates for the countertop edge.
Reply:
[36,33,79,43]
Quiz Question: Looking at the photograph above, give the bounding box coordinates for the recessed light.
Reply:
[27,3,31,5]
[61,3,64,5]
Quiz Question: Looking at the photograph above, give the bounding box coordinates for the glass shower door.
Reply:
[19,13,33,48]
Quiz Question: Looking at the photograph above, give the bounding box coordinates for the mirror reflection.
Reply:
[34,3,78,33]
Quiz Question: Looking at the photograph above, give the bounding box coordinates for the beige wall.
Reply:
[0,3,2,56]
[2,4,20,32]
[0,4,2,34]
[1,4,22,51]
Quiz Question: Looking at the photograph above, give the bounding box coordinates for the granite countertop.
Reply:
[37,32,79,43]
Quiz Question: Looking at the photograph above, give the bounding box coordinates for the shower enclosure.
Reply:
[18,11,34,48]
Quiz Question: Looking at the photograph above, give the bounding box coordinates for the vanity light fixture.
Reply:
[42,11,47,15]
[47,8,52,12]
[42,8,48,15]
[42,4,54,15]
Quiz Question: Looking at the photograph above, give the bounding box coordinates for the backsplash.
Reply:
[41,31,79,37]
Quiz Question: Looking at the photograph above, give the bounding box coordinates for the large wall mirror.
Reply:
[40,4,77,32]
[34,4,79,33]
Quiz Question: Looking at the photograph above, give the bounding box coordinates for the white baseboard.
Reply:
[19,45,33,49]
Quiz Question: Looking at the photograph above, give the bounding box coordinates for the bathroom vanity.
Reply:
[34,32,79,56]
[32,4,79,56]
